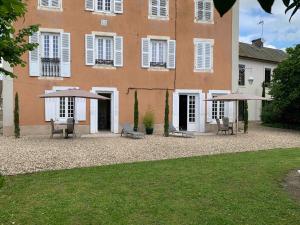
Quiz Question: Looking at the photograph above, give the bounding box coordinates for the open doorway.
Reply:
[179,95,188,131]
[98,93,111,131]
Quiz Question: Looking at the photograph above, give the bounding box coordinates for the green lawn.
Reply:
[0,149,300,225]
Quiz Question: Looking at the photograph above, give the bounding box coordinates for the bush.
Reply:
[134,90,139,131]
[143,111,154,129]
[14,92,20,138]
[261,103,280,124]
[0,174,4,189]
[164,90,169,137]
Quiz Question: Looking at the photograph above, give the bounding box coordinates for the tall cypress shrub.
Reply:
[244,100,249,133]
[134,90,139,131]
[14,92,20,138]
[164,90,169,137]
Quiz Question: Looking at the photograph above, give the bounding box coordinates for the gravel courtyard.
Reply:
[0,125,300,175]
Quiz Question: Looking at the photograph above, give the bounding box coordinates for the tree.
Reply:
[134,90,139,131]
[244,101,249,133]
[14,92,20,138]
[0,0,39,78]
[164,90,169,137]
[262,45,300,125]
[262,81,266,109]
[214,0,299,21]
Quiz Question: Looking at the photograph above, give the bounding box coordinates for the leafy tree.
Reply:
[214,0,299,21]
[244,101,249,133]
[0,0,39,78]
[14,92,20,138]
[164,90,169,137]
[134,90,139,131]
[262,81,266,109]
[262,45,300,125]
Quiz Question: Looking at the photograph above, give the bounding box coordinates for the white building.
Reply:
[233,39,287,121]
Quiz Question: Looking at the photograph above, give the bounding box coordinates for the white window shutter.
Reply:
[141,38,150,68]
[228,102,234,122]
[196,0,204,21]
[172,92,179,130]
[114,36,123,67]
[45,90,59,121]
[41,0,49,7]
[195,42,204,70]
[61,32,71,77]
[75,98,86,121]
[51,0,60,7]
[200,93,206,132]
[85,34,95,65]
[85,0,94,11]
[204,42,212,70]
[205,1,212,21]
[29,32,40,77]
[160,0,168,17]
[207,93,212,122]
[167,40,176,69]
[114,0,123,14]
[113,91,119,133]
[150,0,158,16]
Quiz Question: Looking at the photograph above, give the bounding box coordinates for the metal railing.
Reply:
[41,58,60,77]
[95,59,114,66]
[150,62,167,68]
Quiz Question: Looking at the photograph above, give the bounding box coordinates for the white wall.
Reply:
[234,58,278,121]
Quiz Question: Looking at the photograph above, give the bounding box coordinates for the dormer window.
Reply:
[39,0,61,9]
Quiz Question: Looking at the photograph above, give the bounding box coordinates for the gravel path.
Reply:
[0,126,300,175]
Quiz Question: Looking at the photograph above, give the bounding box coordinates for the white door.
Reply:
[187,94,198,132]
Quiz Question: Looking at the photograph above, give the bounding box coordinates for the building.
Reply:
[2,0,239,136]
[233,39,287,121]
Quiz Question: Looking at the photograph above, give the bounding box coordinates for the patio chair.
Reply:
[216,118,233,135]
[50,119,64,138]
[222,117,234,135]
[121,123,145,139]
[169,124,194,138]
[65,118,76,138]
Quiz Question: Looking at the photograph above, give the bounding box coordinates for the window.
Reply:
[59,97,75,119]
[85,34,123,67]
[189,96,196,123]
[239,64,245,86]
[212,96,225,120]
[39,0,61,9]
[265,68,272,87]
[96,36,114,65]
[41,33,61,77]
[149,0,168,18]
[150,40,167,67]
[85,0,123,14]
[194,39,213,72]
[29,31,71,77]
[96,0,112,12]
[195,0,213,23]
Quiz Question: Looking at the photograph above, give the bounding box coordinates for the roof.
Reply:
[239,42,287,63]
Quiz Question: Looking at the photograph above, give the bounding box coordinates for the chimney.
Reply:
[252,38,264,48]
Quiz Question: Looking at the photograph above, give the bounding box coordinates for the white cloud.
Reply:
[239,0,300,49]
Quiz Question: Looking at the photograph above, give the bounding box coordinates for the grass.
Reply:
[0,148,300,225]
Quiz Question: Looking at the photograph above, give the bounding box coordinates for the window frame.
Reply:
[95,35,114,66]
[150,39,168,68]
[212,97,225,120]
[264,68,272,87]
[148,0,169,20]
[194,0,214,24]
[59,97,75,121]
[239,64,246,86]
[95,0,113,13]
[38,0,62,11]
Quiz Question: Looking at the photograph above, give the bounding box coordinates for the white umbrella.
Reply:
[206,93,271,134]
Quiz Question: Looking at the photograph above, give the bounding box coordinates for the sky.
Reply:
[239,0,300,50]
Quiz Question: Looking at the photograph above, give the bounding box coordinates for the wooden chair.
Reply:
[65,118,76,138]
[222,117,234,135]
[50,119,63,138]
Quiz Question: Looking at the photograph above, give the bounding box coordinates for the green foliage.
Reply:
[262,45,300,126]
[0,0,39,78]
[262,81,266,109]
[14,92,20,138]
[0,174,4,189]
[164,90,169,137]
[143,111,155,129]
[213,0,299,21]
[244,101,248,133]
[134,91,139,131]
